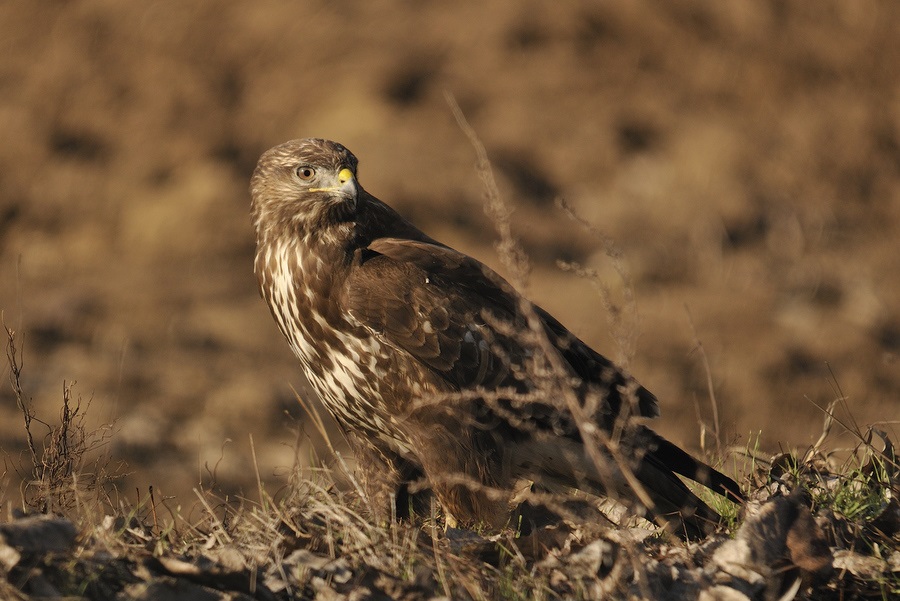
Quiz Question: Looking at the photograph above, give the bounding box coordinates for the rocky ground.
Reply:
[1,425,898,600]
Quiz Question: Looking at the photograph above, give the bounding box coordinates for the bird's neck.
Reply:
[255,219,359,309]
[258,212,359,255]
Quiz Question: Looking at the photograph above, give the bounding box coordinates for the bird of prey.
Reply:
[251,138,742,539]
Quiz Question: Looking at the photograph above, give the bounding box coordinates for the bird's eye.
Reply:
[295,166,316,181]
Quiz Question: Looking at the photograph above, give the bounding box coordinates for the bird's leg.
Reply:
[346,435,431,524]
[406,421,512,531]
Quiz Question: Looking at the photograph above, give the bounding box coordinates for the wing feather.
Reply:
[342,237,658,421]
[343,240,498,381]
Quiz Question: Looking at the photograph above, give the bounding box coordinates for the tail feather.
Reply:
[634,448,725,539]
[510,429,743,540]
[643,428,744,502]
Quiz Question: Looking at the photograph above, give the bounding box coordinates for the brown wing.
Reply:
[342,238,516,389]
[341,237,658,420]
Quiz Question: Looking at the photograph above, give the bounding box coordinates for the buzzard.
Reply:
[251,138,742,539]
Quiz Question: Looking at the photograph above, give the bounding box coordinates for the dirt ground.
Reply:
[0,0,898,505]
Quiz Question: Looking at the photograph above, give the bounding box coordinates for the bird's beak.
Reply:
[310,168,358,202]
[337,168,357,200]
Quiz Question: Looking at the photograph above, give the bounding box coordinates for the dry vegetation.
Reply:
[0,362,898,600]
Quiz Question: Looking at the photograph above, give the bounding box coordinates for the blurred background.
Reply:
[0,0,898,507]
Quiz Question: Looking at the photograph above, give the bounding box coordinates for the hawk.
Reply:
[251,138,742,539]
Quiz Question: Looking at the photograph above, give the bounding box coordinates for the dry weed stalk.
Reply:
[4,325,122,515]
[444,93,664,534]
[556,197,640,366]
[6,324,38,474]
[683,306,723,458]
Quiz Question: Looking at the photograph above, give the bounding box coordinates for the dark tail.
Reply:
[630,427,743,540]
[646,431,744,502]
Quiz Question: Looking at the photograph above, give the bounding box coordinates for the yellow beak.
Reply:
[310,168,356,193]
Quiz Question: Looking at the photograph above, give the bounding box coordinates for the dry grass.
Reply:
[0,381,897,600]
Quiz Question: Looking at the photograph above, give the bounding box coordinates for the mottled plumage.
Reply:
[251,138,742,538]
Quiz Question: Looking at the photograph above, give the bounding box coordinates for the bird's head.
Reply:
[251,138,361,240]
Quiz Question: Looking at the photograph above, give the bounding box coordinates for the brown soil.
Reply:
[0,1,898,503]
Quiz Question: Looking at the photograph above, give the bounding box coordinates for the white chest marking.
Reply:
[265,241,408,453]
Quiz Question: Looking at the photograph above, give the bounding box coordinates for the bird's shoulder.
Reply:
[340,236,513,373]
